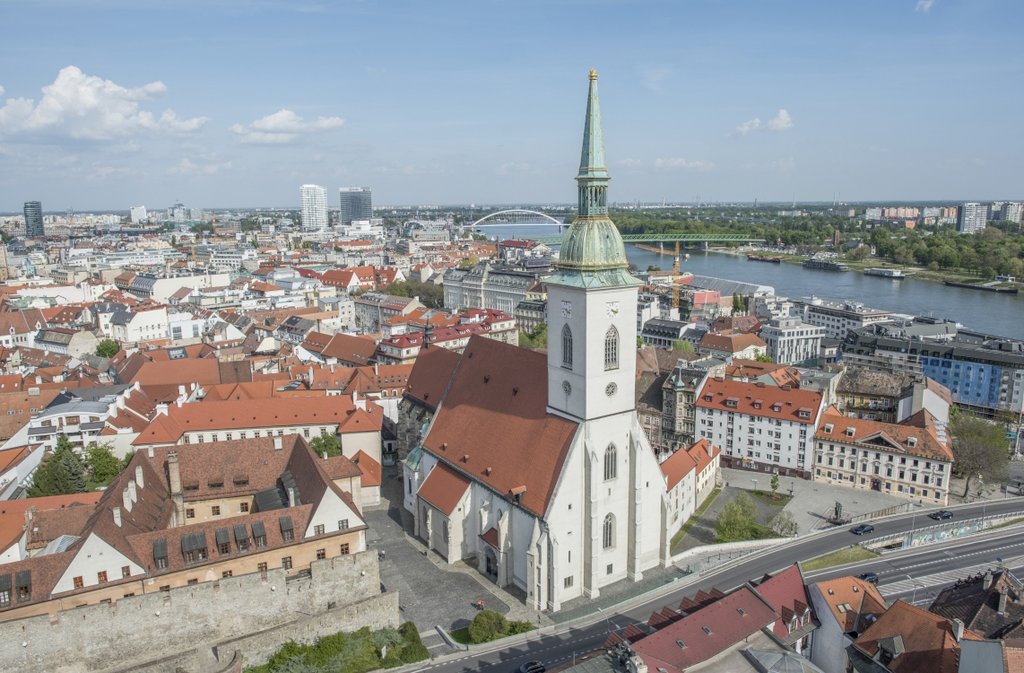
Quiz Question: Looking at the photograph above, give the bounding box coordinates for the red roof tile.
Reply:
[697,377,822,425]
[418,462,470,515]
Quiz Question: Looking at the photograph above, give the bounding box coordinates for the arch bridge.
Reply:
[470,209,570,229]
[528,232,767,245]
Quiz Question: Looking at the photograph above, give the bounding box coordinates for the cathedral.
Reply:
[402,71,714,612]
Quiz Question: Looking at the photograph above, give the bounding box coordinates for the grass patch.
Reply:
[449,627,472,645]
[802,546,878,572]
[989,516,1024,531]
[749,490,792,507]
[671,486,722,550]
[245,623,428,673]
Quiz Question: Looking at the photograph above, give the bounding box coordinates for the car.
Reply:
[850,524,875,535]
[928,510,954,521]
[519,662,545,673]
[859,571,879,584]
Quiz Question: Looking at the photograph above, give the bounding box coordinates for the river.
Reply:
[477,225,1024,337]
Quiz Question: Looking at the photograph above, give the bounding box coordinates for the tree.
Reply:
[714,492,759,542]
[458,255,480,269]
[755,354,774,363]
[309,432,342,458]
[27,435,87,497]
[769,510,799,537]
[950,412,1010,497]
[95,338,120,358]
[518,323,548,349]
[468,609,508,644]
[770,474,780,499]
[85,442,122,489]
[672,339,695,354]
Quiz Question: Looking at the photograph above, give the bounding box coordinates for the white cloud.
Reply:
[495,162,530,175]
[230,108,344,144]
[767,109,793,131]
[617,158,643,168]
[0,66,208,141]
[639,66,672,94]
[734,117,762,136]
[733,108,793,136]
[0,85,5,97]
[654,157,714,171]
[170,157,233,175]
[915,0,936,12]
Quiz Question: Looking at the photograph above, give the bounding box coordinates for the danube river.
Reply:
[478,224,1023,337]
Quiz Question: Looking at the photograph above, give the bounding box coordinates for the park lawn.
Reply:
[671,486,722,551]
[802,546,878,572]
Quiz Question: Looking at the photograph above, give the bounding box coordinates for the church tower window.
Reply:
[604,444,617,480]
[561,324,573,369]
[604,326,619,370]
[603,514,615,549]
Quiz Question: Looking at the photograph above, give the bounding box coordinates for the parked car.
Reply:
[850,524,875,535]
[859,571,879,584]
[519,662,545,673]
[928,510,954,521]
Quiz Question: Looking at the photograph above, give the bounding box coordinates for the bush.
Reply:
[469,610,509,644]
[507,620,535,635]
[398,622,429,664]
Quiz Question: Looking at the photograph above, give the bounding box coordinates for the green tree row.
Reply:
[27,436,132,497]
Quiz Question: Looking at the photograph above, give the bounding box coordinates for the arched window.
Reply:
[604,326,619,370]
[604,443,617,481]
[603,514,615,549]
[561,324,573,369]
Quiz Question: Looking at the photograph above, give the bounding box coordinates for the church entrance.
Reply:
[484,547,498,580]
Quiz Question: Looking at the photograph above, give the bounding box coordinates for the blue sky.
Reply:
[1,0,1022,211]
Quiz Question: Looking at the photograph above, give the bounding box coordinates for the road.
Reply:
[416,499,1024,673]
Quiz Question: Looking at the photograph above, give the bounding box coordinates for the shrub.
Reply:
[507,620,535,635]
[469,610,509,644]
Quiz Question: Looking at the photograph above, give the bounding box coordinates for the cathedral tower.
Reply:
[546,70,641,421]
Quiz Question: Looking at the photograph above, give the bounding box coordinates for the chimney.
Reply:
[155,403,169,417]
[287,487,296,508]
[322,451,328,460]
[135,465,144,489]
[168,451,186,526]
[999,587,1009,614]
[127,480,137,505]
[147,446,154,459]
[983,571,993,590]
[952,618,965,643]
[112,506,122,528]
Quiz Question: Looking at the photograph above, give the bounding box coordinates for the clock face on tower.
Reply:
[605,301,620,318]
[561,300,573,319]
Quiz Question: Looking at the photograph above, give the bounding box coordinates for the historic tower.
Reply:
[546,69,642,422]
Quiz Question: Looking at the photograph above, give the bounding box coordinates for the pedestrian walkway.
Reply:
[721,467,911,535]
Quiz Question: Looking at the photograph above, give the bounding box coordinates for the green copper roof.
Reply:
[551,69,636,285]
[578,69,608,180]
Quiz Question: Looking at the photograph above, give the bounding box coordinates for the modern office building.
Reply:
[792,298,893,341]
[761,316,825,365]
[957,202,989,234]
[129,205,148,224]
[300,184,328,230]
[23,201,44,237]
[339,187,372,227]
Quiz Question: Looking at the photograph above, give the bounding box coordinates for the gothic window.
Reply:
[604,444,617,481]
[603,514,615,549]
[604,326,619,370]
[562,324,573,369]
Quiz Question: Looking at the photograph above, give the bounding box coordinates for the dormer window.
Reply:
[824,424,834,433]
[845,427,855,437]
[725,398,738,408]
[907,437,917,448]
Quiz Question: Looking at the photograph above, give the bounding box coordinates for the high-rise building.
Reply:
[23,201,44,237]
[1000,202,1023,225]
[130,205,148,224]
[957,202,988,234]
[300,184,328,230]
[338,187,372,227]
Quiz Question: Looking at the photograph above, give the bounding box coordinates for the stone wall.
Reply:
[0,551,399,673]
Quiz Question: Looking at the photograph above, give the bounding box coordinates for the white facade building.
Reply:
[761,316,825,365]
[300,184,328,231]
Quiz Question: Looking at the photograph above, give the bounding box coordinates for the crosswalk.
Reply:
[879,555,1024,597]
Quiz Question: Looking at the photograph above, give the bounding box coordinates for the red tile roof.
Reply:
[853,599,982,673]
[417,462,471,515]
[697,377,823,425]
[686,439,719,476]
[403,346,461,410]
[660,446,696,491]
[751,563,813,641]
[633,585,777,672]
[353,450,381,488]
[816,410,953,462]
[421,336,578,517]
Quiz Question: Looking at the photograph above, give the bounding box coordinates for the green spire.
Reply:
[547,69,636,287]
[578,69,609,182]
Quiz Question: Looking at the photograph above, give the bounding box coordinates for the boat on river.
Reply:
[747,254,783,263]
[864,268,907,279]
[802,258,849,272]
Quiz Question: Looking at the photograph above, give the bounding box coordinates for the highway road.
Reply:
[416,498,1024,673]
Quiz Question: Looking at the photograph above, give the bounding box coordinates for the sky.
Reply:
[1,0,1022,212]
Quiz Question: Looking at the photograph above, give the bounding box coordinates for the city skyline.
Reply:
[2,0,1023,211]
